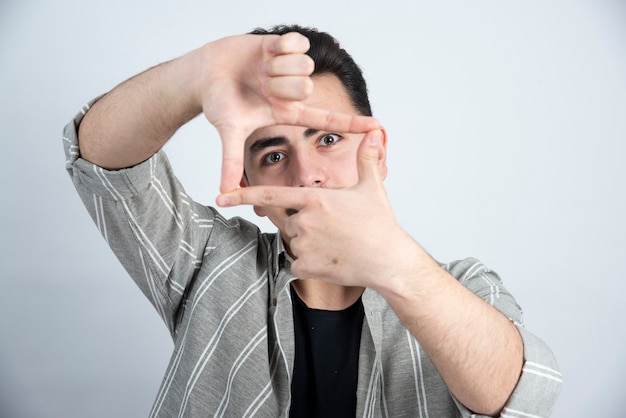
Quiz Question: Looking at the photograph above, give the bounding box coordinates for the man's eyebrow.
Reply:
[248,136,288,158]
[248,129,320,158]
[303,128,319,138]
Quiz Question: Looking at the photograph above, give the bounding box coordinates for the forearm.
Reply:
[78,48,205,169]
[376,245,523,416]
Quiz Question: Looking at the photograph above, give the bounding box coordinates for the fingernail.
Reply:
[216,195,230,207]
[369,130,381,146]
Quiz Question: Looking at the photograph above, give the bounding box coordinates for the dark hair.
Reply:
[249,24,372,116]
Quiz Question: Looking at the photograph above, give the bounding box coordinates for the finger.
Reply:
[265,76,314,101]
[285,104,381,135]
[356,129,386,185]
[284,215,299,238]
[266,54,314,77]
[218,128,246,193]
[217,185,311,209]
[267,32,310,56]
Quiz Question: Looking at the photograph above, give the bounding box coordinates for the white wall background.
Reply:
[1,0,624,416]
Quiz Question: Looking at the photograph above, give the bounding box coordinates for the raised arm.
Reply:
[78,33,379,192]
[77,52,202,170]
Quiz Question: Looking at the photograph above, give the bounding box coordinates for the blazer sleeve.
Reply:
[445,258,563,417]
[63,99,218,335]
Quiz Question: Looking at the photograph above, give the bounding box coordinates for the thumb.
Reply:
[217,127,246,194]
[356,128,386,186]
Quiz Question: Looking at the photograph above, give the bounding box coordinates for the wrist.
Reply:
[164,47,206,118]
[372,234,440,302]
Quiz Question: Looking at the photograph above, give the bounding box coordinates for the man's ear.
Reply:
[240,175,268,217]
[378,128,389,181]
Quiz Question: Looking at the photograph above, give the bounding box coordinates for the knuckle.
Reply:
[260,187,275,205]
[266,57,279,75]
[282,77,312,101]
[324,111,337,129]
[302,77,314,96]
[291,259,308,278]
[283,32,309,52]
[302,189,323,211]
[302,56,315,75]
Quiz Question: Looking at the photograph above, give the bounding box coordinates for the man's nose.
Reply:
[292,154,325,187]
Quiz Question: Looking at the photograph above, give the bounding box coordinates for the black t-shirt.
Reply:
[289,285,365,418]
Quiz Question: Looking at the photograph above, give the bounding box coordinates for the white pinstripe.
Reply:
[478,272,500,305]
[362,356,379,418]
[150,241,259,417]
[215,326,268,417]
[243,381,273,418]
[525,361,562,377]
[273,284,294,418]
[151,177,184,231]
[407,330,429,418]
[522,361,563,383]
[177,272,267,416]
[92,165,119,201]
[189,240,257,311]
[94,166,171,276]
[92,194,108,243]
[459,260,486,284]
[501,408,544,418]
[178,241,196,258]
[244,341,279,418]
[138,245,169,325]
[378,360,389,418]
[166,279,184,296]
[240,340,279,417]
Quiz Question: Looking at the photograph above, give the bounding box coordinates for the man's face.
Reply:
[242,73,387,244]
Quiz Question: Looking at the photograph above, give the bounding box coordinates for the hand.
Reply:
[199,33,380,193]
[216,129,418,288]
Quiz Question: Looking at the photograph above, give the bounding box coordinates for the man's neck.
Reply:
[291,279,364,311]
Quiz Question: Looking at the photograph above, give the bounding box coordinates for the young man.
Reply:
[63,25,561,417]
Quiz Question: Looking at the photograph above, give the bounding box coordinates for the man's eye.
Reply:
[262,152,286,165]
[318,133,342,146]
